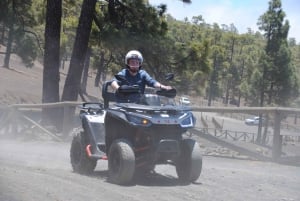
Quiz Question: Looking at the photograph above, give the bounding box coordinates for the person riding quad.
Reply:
[111,50,172,103]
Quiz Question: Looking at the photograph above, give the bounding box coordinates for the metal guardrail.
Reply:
[0,102,82,141]
[191,106,300,160]
[199,127,258,143]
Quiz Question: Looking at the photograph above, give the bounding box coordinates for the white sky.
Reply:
[148,0,300,43]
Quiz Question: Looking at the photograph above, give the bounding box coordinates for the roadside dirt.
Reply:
[0,138,299,201]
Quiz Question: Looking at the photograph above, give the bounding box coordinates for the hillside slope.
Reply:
[0,48,101,105]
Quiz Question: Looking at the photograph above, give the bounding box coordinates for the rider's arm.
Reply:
[111,80,120,90]
[142,70,172,90]
[111,69,127,90]
[154,82,163,89]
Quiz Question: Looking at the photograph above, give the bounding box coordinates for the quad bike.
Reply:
[70,74,202,185]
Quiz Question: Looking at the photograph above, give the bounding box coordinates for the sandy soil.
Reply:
[0,138,299,201]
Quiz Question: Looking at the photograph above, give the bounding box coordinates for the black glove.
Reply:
[156,88,177,98]
[117,85,140,94]
[117,85,129,93]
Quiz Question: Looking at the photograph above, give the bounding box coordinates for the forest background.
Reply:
[1,0,300,129]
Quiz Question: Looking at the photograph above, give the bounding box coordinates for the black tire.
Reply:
[176,139,202,183]
[70,130,97,174]
[108,139,135,185]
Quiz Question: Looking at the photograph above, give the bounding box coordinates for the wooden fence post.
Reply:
[272,110,282,160]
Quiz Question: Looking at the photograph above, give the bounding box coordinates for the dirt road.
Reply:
[0,138,299,201]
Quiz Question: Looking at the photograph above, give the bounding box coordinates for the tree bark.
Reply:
[61,0,97,101]
[0,24,5,44]
[256,66,266,144]
[42,0,62,128]
[81,47,91,95]
[94,51,105,87]
[3,22,13,68]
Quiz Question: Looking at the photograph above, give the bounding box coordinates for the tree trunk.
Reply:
[3,22,13,68]
[207,71,214,106]
[225,79,230,105]
[262,115,269,145]
[94,67,101,87]
[208,55,217,106]
[237,60,245,107]
[261,83,274,144]
[61,0,97,101]
[0,24,5,45]
[94,50,105,87]
[81,47,91,95]
[256,67,266,144]
[42,0,62,129]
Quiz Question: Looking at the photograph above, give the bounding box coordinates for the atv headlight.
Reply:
[127,115,152,127]
[180,116,194,128]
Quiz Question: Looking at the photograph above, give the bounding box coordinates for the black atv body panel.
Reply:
[104,102,196,167]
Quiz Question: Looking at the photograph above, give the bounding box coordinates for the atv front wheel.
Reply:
[176,139,202,183]
[108,139,135,185]
[70,130,97,174]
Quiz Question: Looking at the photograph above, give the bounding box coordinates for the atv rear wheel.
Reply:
[176,139,202,183]
[70,130,97,174]
[108,139,135,185]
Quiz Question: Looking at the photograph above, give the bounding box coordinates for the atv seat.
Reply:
[102,81,116,109]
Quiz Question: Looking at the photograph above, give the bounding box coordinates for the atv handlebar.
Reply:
[156,88,177,98]
[117,85,140,94]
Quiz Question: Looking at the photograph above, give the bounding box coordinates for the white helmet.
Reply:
[125,50,143,66]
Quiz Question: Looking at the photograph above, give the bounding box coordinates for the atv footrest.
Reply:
[86,144,107,160]
[90,154,107,160]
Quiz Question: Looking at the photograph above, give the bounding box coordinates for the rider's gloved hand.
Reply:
[117,85,140,94]
[156,87,177,98]
[117,85,129,93]
[115,86,127,100]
